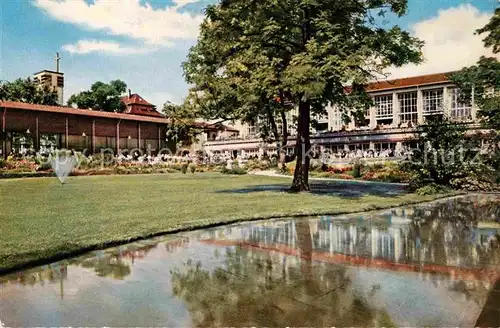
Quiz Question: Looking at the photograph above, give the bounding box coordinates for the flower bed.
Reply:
[0,155,224,179]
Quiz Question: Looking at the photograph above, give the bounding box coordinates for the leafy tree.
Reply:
[477,7,500,54]
[450,9,500,182]
[451,7,500,130]
[162,101,204,154]
[0,78,59,105]
[67,80,127,112]
[451,57,500,132]
[403,115,497,190]
[183,0,423,191]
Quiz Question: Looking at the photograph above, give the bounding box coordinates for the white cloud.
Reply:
[144,91,183,108]
[172,0,200,9]
[62,40,158,54]
[387,4,500,78]
[34,0,203,47]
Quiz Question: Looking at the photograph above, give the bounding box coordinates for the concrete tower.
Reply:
[33,53,64,105]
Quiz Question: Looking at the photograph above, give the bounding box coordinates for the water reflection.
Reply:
[0,195,499,327]
[0,237,189,286]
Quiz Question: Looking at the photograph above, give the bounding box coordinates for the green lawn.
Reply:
[0,173,450,273]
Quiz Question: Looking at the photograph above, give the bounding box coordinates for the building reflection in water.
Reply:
[200,196,500,272]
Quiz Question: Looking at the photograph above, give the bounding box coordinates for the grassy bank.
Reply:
[0,173,451,273]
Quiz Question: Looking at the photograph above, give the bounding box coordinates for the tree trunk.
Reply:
[290,100,311,192]
[278,109,288,173]
[295,220,317,294]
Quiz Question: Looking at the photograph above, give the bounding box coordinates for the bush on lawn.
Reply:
[189,163,196,173]
[314,172,354,179]
[37,162,52,171]
[181,163,189,174]
[416,183,451,195]
[361,162,412,183]
[352,160,363,178]
[220,164,247,175]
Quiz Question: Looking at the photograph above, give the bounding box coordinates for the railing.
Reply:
[203,122,482,146]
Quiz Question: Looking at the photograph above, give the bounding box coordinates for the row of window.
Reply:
[373,88,472,123]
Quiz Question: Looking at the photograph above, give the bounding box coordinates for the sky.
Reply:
[0,0,499,108]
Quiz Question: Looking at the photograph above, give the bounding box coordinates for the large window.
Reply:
[247,125,257,137]
[11,132,34,154]
[330,107,343,130]
[315,122,328,132]
[423,88,443,115]
[374,95,393,119]
[354,108,370,127]
[398,92,418,123]
[450,88,471,121]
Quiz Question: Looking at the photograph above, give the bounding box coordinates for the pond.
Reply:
[1,195,499,326]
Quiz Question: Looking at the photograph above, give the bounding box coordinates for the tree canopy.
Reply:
[183,0,423,191]
[67,80,127,112]
[161,100,203,153]
[0,78,59,106]
[451,6,500,133]
[477,7,500,54]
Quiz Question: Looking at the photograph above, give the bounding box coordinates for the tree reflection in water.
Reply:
[171,220,395,327]
[0,238,175,286]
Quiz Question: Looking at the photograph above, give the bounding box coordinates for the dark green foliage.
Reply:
[0,159,5,169]
[403,116,497,190]
[450,57,500,132]
[189,163,197,173]
[67,80,127,112]
[0,78,58,105]
[415,184,451,196]
[476,7,500,54]
[37,162,52,171]
[352,161,363,178]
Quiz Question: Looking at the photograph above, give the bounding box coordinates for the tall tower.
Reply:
[33,53,64,105]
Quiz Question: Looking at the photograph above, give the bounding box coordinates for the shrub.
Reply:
[327,166,352,174]
[309,160,323,172]
[416,183,450,195]
[37,162,52,171]
[116,166,129,174]
[181,163,189,174]
[315,172,333,178]
[352,161,363,178]
[334,173,354,180]
[220,164,247,175]
[188,163,196,173]
[312,171,354,180]
[450,174,500,192]
[0,159,5,169]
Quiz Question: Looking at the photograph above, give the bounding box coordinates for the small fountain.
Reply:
[51,154,77,184]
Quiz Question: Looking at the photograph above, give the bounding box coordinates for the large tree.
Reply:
[450,7,500,182]
[0,78,59,105]
[67,80,127,112]
[477,7,500,54]
[451,7,500,132]
[162,100,204,153]
[183,0,423,191]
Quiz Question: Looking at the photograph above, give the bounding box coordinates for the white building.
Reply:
[201,71,482,157]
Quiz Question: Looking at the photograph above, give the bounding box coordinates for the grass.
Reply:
[0,173,453,273]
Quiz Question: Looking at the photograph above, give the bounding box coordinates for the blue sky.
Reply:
[0,0,498,108]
